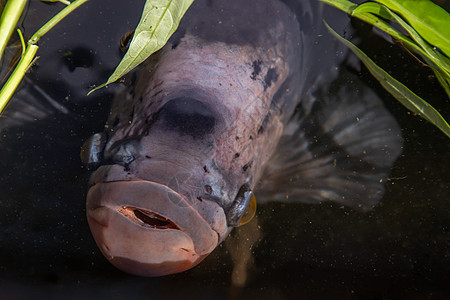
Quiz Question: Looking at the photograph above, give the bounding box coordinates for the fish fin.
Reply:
[257,72,402,211]
[0,77,70,129]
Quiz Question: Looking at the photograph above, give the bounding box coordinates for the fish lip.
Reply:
[86,180,190,234]
[86,179,220,255]
[86,179,196,230]
[88,181,182,232]
[86,179,223,276]
[87,204,202,276]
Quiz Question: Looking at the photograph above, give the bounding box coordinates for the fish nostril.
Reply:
[80,132,107,170]
[105,140,139,167]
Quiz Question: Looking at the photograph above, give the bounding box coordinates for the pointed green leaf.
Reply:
[325,22,450,138]
[375,0,450,57]
[352,2,391,20]
[321,0,428,61]
[352,2,450,78]
[89,0,194,95]
[317,0,357,14]
[387,8,450,76]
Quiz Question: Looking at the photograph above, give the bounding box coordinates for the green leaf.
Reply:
[352,2,392,20]
[89,0,194,95]
[375,0,450,57]
[340,1,450,97]
[317,0,357,14]
[354,2,450,80]
[325,21,450,138]
[321,0,426,60]
[386,8,450,76]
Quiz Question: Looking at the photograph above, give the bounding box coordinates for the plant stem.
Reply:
[0,0,27,61]
[0,44,38,112]
[0,0,89,114]
[30,0,89,44]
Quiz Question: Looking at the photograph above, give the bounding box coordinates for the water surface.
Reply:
[0,0,448,298]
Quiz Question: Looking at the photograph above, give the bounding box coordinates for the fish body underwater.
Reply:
[80,0,402,276]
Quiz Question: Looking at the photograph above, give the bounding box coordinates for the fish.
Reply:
[80,0,402,277]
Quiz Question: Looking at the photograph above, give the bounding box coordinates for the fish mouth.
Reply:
[118,206,181,230]
[86,180,220,276]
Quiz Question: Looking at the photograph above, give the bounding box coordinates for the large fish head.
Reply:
[82,108,257,276]
[81,0,298,276]
[80,43,269,275]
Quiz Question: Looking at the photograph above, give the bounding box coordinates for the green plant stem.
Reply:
[0,0,89,114]
[0,44,37,112]
[0,0,27,61]
[30,0,88,44]
[41,0,71,5]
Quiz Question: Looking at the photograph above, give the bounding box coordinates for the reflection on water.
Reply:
[0,0,448,298]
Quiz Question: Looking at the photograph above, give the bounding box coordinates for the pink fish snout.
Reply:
[86,180,219,276]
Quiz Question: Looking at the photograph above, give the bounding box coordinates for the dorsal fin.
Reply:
[257,72,402,211]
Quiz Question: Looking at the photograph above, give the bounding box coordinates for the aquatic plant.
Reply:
[88,0,194,94]
[0,0,192,112]
[320,0,450,137]
[0,0,88,112]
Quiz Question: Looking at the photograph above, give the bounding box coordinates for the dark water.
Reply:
[0,0,448,299]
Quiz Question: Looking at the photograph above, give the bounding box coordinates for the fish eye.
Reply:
[238,193,256,226]
[227,183,257,227]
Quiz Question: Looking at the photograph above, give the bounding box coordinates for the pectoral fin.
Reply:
[258,72,402,211]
